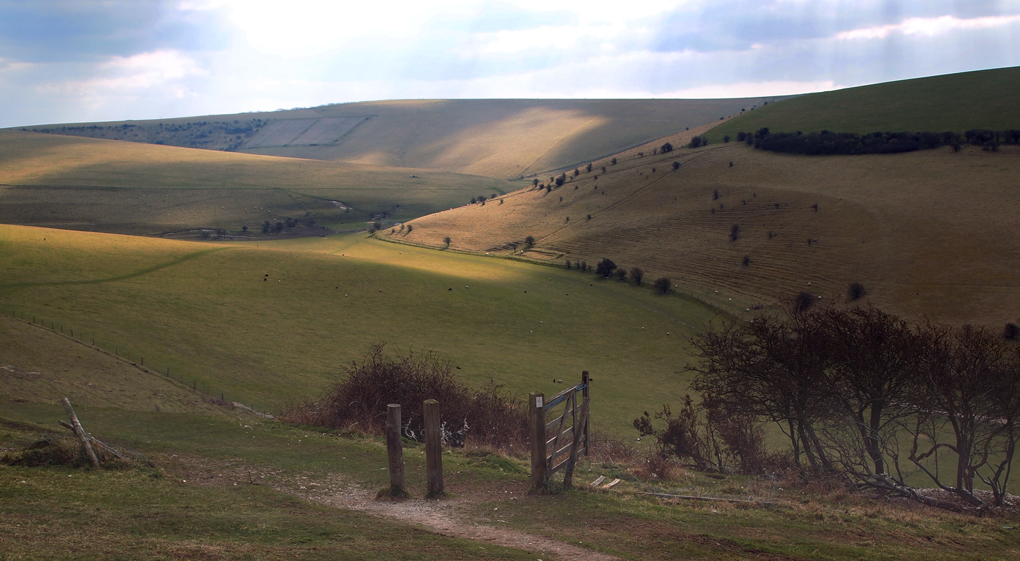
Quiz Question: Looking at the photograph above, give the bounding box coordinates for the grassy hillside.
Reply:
[708,66,1020,142]
[3,316,1019,560]
[0,224,729,432]
[393,141,1020,327]
[0,131,512,235]
[19,98,784,178]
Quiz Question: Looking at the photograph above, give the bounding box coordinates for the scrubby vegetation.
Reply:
[667,305,1020,511]
[734,127,1020,156]
[280,344,529,452]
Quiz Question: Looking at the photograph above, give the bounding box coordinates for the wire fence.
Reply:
[1,307,273,418]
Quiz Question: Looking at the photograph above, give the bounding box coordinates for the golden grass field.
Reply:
[0,130,512,234]
[392,141,1020,327]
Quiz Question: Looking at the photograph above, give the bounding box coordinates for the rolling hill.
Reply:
[707,66,1020,142]
[16,98,784,178]
[392,140,1020,328]
[0,130,512,235]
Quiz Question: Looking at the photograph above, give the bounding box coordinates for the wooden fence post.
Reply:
[386,404,405,495]
[530,392,547,490]
[423,399,444,497]
[582,371,590,457]
[61,398,100,469]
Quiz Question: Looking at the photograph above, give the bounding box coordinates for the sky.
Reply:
[0,0,1018,128]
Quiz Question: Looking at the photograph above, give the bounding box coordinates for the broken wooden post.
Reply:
[530,392,547,490]
[423,399,444,497]
[386,404,405,495]
[61,397,100,468]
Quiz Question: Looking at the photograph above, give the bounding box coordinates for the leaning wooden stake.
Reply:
[386,404,405,495]
[61,397,100,468]
[423,399,444,497]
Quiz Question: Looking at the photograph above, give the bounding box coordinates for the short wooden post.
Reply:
[386,404,405,494]
[61,398,100,469]
[423,399,444,497]
[530,392,547,490]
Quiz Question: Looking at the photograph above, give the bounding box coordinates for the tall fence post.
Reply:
[530,392,547,491]
[386,404,406,496]
[582,371,590,457]
[423,399,444,497]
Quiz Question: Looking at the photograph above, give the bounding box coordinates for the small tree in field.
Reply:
[848,282,866,301]
[406,224,413,233]
[615,268,627,281]
[595,258,617,278]
[654,277,671,294]
[524,235,535,248]
[443,236,451,247]
[630,267,644,286]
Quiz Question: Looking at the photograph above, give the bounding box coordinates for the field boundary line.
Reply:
[0,247,228,290]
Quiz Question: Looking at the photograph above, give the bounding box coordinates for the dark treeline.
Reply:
[734,128,1020,156]
[640,306,1020,511]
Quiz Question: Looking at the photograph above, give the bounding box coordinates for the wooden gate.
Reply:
[530,371,590,490]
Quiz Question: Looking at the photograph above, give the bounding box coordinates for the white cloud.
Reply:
[837,14,1020,41]
[666,80,838,99]
[38,50,207,96]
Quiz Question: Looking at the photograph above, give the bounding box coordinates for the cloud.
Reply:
[1,0,1019,127]
[38,50,207,97]
[666,80,838,99]
[836,14,1020,41]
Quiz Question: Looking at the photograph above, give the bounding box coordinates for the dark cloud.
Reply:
[0,0,227,63]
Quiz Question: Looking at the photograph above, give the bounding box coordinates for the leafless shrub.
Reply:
[280,344,530,453]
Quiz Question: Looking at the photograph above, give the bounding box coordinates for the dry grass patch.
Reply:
[398,142,1020,326]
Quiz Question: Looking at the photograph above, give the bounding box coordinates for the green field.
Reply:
[707,66,1020,142]
[0,224,725,433]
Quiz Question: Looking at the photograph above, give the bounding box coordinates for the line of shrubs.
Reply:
[734,128,1020,156]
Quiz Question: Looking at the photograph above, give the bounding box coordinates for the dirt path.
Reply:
[303,483,620,561]
[167,455,621,561]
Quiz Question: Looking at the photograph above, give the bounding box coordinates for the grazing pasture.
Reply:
[0,131,512,234]
[396,141,1020,327]
[0,224,724,432]
[19,98,783,178]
